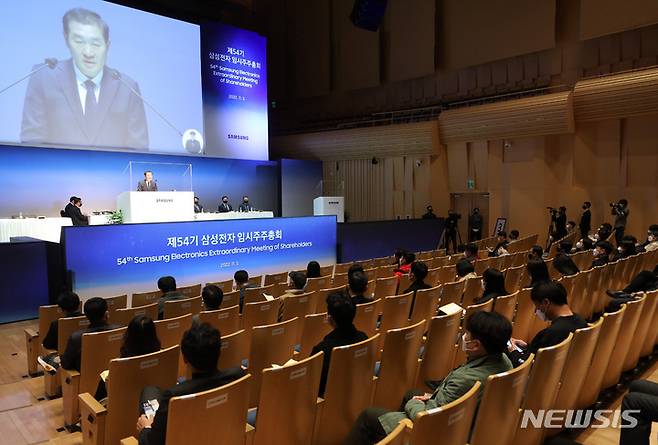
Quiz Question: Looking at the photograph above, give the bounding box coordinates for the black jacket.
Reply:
[591,256,609,268]
[310,325,368,397]
[42,311,82,351]
[553,254,580,276]
[351,294,374,306]
[580,209,591,236]
[138,367,246,445]
[64,203,88,226]
[217,202,233,212]
[60,321,120,371]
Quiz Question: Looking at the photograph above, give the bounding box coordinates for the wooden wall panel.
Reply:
[624,115,658,186]
[440,0,556,69]
[581,0,658,40]
[294,0,331,97]
[446,142,468,191]
[386,0,435,82]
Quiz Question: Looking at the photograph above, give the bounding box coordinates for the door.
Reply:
[450,193,490,244]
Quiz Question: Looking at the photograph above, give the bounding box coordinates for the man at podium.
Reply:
[137,170,158,191]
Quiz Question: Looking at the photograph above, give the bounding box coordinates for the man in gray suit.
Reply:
[137,170,158,191]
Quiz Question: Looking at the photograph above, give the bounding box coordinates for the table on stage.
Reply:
[0,217,72,243]
[194,211,274,220]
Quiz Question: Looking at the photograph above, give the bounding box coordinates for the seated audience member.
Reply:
[42,291,82,351]
[278,271,308,319]
[135,323,246,445]
[574,237,594,252]
[403,261,431,294]
[475,268,508,305]
[527,258,551,287]
[347,263,365,281]
[590,223,613,243]
[619,380,658,445]
[463,243,479,264]
[392,249,406,267]
[234,270,257,312]
[605,265,658,312]
[394,252,416,276]
[488,231,510,257]
[156,276,184,320]
[344,311,513,445]
[348,271,372,305]
[60,298,119,372]
[613,235,638,260]
[552,246,580,276]
[311,293,368,397]
[566,220,577,233]
[638,225,658,252]
[558,240,574,254]
[455,259,477,282]
[306,260,322,279]
[509,230,520,241]
[192,285,224,325]
[528,245,544,260]
[592,241,614,268]
[507,281,587,366]
[94,315,161,401]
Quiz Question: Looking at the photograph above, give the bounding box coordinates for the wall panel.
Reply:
[294,0,331,97]
[581,0,658,40]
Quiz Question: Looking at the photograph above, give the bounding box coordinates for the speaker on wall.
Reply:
[350,0,389,32]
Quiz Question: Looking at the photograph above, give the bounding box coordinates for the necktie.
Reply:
[84,80,97,128]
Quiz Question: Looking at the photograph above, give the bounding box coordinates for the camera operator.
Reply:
[444,209,461,254]
[611,199,629,247]
[468,208,483,241]
[546,206,567,249]
[579,201,592,240]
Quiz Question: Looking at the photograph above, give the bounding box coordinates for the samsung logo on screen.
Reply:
[329,201,339,204]
[156,199,174,203]
[228,134,249,140]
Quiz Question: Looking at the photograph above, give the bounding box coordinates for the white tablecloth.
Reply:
[0,217,73,243]
[194,211,274,221]
[89,214,112,225]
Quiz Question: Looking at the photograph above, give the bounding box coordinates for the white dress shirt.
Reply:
[73,64,103,114]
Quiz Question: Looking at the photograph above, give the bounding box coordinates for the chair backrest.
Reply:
[177,283,202,298]
[440,281,465,306]
[207,278,234,293]
[243,285,275,305]
[198,305,241,336]
[38,305,63,350]
[79,327,127,396]
[373,320,426,410]
[397,274,412,295]
[219,290,240,309]
[315,335,380,445]
[320,264,335,277]
[104,295,128,318]
[252,353,324,445]
[601,295,646,389]
[299,312,332,357]
[512,334,573,445]
[438,265,457,284]
[334,263,351,274]
[622,291,657,373]
[504,266,524,293]
[242,299,280,334]
[376,264,397,279]
[248,275,263,287]
[305,275,333,293]
[332,273,349,287]
[154,314,193,349]
[470,356,534,445]
[281,292,315,322]
[131,289,161,308]
[409,381,481,445]
[374,276,399,299]
[577,306,626,409]
[111,303,158,327]
[464,299,494,320]
[264,271,289,286]
[493,292,518,323]
[416,311,462,387]
[165,374,251,445]
[426,268,441,287]
[474,259,491,276]
[409,286,441,327]
[219,329,249,370]
[510,288,534,342]
[461,277,482,307]
[315,285,347,310]
[163,296,203,319]
[247,317,301,407]
[379,292,414,336]
[57,315,90,354]
[353,299,382,338]
[640,290,658,358]
[102,346,180,445]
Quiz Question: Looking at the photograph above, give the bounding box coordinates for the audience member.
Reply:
[527,258,551,287]
[94,315,161,401]
[529,245,544,260]
[278,271,308,319]
[619,380,658,445]
[42,291,81,351]
[463,243,479,264]
[156,276,184,320]
[638,225,658,252]
[306,261,322,279]
[60,297,119,371]
[403,261,431,294]
[509,230,520,241]
[348,271,372,305]
[591,223,613,243]
[347,264,365,282]
[192,285,224,325]
[579,201,592,240]
[488,231,509,257]
[614,235,637,260]
[455,259,477,282]
[394,252,416,276]
[392,249,406,267]
[474,268,508,305]
[507,281,587,366]
[234,270,257,312]
[553,252,580,277]
[135,323,245,445]
[605,265,658,312]
[612,199,629,246]
[311,293,368,397]
[421,205,437,219]
[591,241,613,268]
[574,237,593,252]
[566,220,577,233]
[344,311,513,445]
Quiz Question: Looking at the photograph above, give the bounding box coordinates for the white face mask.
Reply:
[461,333,474,352]
[481,279,486,291]
[576,241,583,249]
[535,308,548,322]
[594,234,600,241]
[649,235,656,243]
[618,247,623,253]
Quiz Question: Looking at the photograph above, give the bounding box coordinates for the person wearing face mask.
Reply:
[463,243,480,264]
[589,223,613,244]
[591,240,613,268]
[579,201,592,240]
[639,227,658,252]
[344,311,513,445]
[613,235,637,261]
[507,281,587,367]
[574,237,593,253]
[217,195,232,213]
[239,195,253,212]
[606,265,658,309]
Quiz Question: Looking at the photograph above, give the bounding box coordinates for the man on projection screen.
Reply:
[20,8,149,150]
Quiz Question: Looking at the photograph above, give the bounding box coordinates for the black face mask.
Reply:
[582,205,587,210]
[223,199,228,203]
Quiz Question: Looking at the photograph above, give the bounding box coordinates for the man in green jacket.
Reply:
[343,311,513,445]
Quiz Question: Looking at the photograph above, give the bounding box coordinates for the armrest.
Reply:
[79,392,106,417]
[61,368,81,426]
[80,392,107,445]
[61,368,81,384]
[25,329,40,376]
[120,437,139,445]
[245,423,255,445]
[25,328,38,339]
[399,418,413,429]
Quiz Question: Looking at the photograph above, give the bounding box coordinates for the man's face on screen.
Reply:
[66,21,109,79]
[144,172,153,182]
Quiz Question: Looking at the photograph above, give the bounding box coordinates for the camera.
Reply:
[546,206,557,215]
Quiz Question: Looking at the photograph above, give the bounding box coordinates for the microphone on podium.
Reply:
[0,58,58,96]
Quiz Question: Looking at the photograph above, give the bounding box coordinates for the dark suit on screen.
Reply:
[137,180,158,192]
[21,59,148,150]
[218,202,233,213]
[64,203,89,226]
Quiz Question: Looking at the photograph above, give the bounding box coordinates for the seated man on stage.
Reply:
[64,196,89,226]
[218,196,232,213]
[238,195,253,212]
[137,170,158,191]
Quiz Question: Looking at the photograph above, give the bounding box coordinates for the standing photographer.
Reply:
[444,210,461,254]
[611,199,629,247]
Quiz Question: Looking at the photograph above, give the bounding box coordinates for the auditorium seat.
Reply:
[375,421,409,445]
[640,289,658,357]
[493,291,518,323]
[111,302,158,327]
[461,276,481,307]
[243,284,275,305]
[264,271,288,286]
[163,296,202,319]
[332,272,349,287]
[376,264,397,279]
[219,329,249,370]
[320,264,335,277]
[437,265,456,284]
[314,335,380,445]
[198,305,241,336]
[373,320,425,410]
[474,258,492,276]
[511,288,535,342]
[248,275,263,287]
[207,278,234,293]
[176,283,202,298]
[416,312,461,389]
[299,312,332,356]
[397,274,412,295]
[439,280,464,306]
[425,267,441,287]
[250,353,323,445]
[154,313,193,377]
[61,326,127,426]
[280,292,315,341]
[377,292,414,344]
[315,285,348,312]
[131,289,161,308]
[79,345,180,445]
[241,299,280,335]
[334,263,352,275]
[219,290,240,309]
[25,304,62,376]
[104,294,128,319]
[305,275,333,293]
[622,291,657,372]
[409,286,440,327]
[469,355,534,445]
[504,266,524,293]
[353,298,381,338]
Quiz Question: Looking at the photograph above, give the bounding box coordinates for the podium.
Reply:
[117,191,194,223]
[313,197,344,223]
